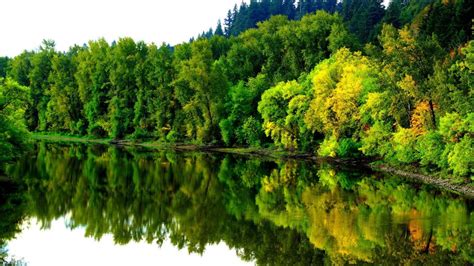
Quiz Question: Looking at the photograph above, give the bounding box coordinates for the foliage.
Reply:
[258,80,306,149]
[3,2,473,177]
[0,78,30,165]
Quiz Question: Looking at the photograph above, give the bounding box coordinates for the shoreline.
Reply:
[32,133,474,198]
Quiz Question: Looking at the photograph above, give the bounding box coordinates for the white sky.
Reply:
[0,0,390,57]
[7,218,254,266]
[0,0,248,57]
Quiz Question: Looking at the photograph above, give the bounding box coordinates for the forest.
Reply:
[0,0,472,179]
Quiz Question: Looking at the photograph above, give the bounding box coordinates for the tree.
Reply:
[46,47,83,133]
[215,20,224,36]
[108,38,139,138]
[224,10,234,36]
[0,78,30,164]
[219,74,269,146]
[258,80,307,150]
[134,43,175,139]
[175,39,228,143]
[75,38,112,137]
[0,57,9,78]
[304,48,380,156]
[342,0,385,43]
[379,24,445,129]
[418,0,473,48]
[28,39,56,131]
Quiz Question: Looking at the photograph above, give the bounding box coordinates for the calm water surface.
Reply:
[1,142,473,265]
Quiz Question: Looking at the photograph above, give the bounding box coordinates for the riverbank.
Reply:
[32,133,474,198]
[32,133,312,159]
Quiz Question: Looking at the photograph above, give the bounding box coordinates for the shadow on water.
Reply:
[1,141,473,265]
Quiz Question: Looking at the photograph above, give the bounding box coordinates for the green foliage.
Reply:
[448,136,473,177]
[336,138,361,158]
[166,130,178,143]
[418,0,473,48]
[3,4,473,178]
[258,80,306,149]
[0,57,9,78]
[317,135,338,157]
[416,131,446,168]
[175,39,228,143]
[75,39,111,137]
[341,0,385,43]
[219,75,268,146]
[28,40,56,131]
[0,78,30,165]
[327,23,360,53]
[359,121,393,158]
[391,127,419,164]
[46,48,83,134]
[437,113,474,177]
[241,116,263,147]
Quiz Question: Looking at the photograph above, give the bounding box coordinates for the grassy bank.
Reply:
[31,133,312,159]
[32,133,112,145]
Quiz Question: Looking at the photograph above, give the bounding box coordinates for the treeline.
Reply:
[0,0,473,177]
[206,0,471,45]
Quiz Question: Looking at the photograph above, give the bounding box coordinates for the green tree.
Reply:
[75,39,112,137]
[175,39,228,143]
[0,78,30,164]
[27,40,56,131]
[0,57,9,78]
[258,80,307,150]
[46,47,84,133]
[219,74,269,146]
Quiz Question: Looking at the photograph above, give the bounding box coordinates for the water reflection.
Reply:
[8,217,252,266]
[2,142,473,265]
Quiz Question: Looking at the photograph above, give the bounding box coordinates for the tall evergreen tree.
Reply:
[224,10,234,36]
[215,20,224,36]
[0,57,9,78]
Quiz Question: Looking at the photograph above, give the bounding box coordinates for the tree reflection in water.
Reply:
[3,142,473,265]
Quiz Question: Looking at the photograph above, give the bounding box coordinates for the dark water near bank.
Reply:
[1,142,473,265]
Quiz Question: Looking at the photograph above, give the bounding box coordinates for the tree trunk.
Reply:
[429,99,436,129]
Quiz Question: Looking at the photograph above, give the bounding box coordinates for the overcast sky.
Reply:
[1,0,390,57]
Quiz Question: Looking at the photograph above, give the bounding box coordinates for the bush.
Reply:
[359,121,393,158]
[336,138,361,158]
[318,136,338,157]
[392,127,419,164]
[219,118,233,145]
[240,116,263,147]
[416,131,447,168]
[447,136,473,177]
[166,130,178,143]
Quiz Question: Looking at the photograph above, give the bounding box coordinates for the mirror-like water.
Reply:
[1,142,473,265]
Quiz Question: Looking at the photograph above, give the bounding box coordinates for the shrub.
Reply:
[166,130,178,143]
[416,131,447,168]
[392,127,419,164]
[447,136,473,177]
[318,136,338,157]
[360,121,393,158]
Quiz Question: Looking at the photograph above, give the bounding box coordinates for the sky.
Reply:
[0,0,247,57]
[0,0,391,57]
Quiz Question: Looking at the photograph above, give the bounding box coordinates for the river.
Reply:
[1,142,472,265]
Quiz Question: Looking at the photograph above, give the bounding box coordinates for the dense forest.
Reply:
[0,0,472,178]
